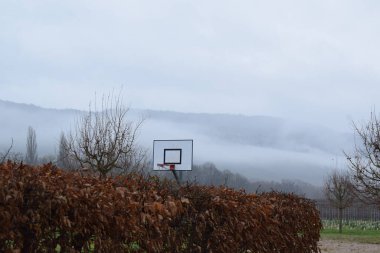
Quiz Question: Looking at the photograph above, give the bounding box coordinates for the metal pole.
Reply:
[178,170,183,184]
[171,170,181,186]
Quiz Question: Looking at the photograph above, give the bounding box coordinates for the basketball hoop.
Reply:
[153,140,193,171]
[157,163,176,171]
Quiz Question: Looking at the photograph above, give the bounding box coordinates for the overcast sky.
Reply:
[1,1,380,131]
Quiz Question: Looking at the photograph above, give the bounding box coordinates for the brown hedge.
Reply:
[0,162,322,252]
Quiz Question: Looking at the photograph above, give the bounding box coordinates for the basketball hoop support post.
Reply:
[171,170,181,186]
[178,170,183,184]
[170,164,181,186]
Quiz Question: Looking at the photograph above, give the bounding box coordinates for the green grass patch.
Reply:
[321,220,380,244]
[321,229,380,244]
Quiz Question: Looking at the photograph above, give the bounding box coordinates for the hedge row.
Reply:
[0,162,322,252]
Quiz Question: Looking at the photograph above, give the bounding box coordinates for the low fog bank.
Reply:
[139,112,352,185]
[0,100,81,155]
[143,110,354,155]
[0,100,354,186]
[147,163,324,199]
[201,141,341,185]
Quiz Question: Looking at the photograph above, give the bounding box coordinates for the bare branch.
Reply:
[324,170,355,233]
[0,138,14,164]
[65,92,146,178]
[345,110,380,206]
[25,126,38,165]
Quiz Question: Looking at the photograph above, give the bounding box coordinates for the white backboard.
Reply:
[153,139,193,171]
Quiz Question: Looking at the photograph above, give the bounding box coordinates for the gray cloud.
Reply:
[1,1,380,131]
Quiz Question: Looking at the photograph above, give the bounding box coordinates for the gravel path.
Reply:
[319,239,380,253]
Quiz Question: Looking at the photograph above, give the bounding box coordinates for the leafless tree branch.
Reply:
[65,92,146,178]
[0,138,14,164]
[25,126,38,165]
[345,110,380,206]
[324,170,354,233]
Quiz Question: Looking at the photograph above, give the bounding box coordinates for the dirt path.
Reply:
[319,239,380,253]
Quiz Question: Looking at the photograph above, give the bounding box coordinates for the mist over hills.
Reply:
[0,99,354,185]
[144,110,353,154]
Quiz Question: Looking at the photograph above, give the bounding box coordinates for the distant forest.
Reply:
[147,162,324,199]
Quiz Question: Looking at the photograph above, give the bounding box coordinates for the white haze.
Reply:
[0,100,353,185]
[2,1,380,131]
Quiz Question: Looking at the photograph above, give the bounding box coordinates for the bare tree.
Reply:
[66,93,146,178]
[324,170,354,233]
[345,111,380,206]
[57,132,77,169]
[25,126,38,165]
[0,138,13,164]
[57,132,68,168]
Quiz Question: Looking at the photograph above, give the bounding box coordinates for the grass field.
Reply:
[321,220,380,244]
